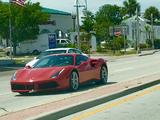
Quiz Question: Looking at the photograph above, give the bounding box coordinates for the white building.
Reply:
[123,15,160,47]
[40,7,73,37]
[2,7,74,54]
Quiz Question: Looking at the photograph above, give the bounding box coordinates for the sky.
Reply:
[2,0,160,14]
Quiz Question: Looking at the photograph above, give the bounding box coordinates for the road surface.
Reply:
[60,84,160,120]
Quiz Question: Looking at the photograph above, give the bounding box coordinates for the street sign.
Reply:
[48,33,57,49]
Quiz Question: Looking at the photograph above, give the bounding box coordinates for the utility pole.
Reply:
[151,13,154,49]
[71,14,76,32]
[74,0,85,49]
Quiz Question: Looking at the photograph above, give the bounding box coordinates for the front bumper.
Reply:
[11,81,59,93]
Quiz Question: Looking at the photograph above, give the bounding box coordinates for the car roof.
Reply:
[45,48,78,52]
[47,53,78,57]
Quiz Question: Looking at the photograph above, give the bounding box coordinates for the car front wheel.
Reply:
[69,71,79,91]
[100,65,108,84]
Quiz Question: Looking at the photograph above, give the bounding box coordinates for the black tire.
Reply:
[99,65,108,84]
[32,50,39,55]
[69,71,79,91]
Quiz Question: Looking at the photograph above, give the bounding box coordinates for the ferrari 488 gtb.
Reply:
[11,54,108,95]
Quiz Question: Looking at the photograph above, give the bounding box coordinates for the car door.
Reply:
[75,55,93,83]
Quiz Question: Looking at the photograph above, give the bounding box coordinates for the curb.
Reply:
[138,52,154,56]
[138,50,160,56]
[31,79,160,120]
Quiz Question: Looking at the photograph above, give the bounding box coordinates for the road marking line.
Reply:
[71,85,160,120]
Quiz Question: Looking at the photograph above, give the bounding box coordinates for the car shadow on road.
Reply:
[15,81,117,97]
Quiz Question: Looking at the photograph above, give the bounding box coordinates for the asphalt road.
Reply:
[0,52,160,116]
[60,84,160,120]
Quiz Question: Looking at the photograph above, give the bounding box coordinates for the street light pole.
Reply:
[71,14,76,32]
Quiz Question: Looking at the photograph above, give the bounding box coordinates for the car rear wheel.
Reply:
[69,71,79,91]
[100,65,108,84]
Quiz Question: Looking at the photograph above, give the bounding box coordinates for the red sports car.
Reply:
[11,54,108,95]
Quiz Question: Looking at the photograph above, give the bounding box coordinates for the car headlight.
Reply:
[51,68,65,78]
[11,72,16,81]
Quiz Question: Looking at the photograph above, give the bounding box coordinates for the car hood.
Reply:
[15,67,65,82]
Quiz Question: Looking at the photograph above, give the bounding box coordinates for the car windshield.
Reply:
[33,55,73,68]
[37,50,67,59]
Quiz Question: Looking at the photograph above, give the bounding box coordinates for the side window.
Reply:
[76,55,88,65]
[68,49,74,53]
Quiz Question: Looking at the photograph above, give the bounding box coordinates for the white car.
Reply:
[26,48,87,67]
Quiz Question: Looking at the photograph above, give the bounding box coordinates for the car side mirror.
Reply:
[90,59,97,67]
[34,57,37,60]
[80,61,87,66]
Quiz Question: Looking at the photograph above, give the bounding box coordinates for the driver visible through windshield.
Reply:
[33,55,73,68]
[37,50,67,59]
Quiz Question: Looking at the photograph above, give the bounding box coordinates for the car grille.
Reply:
[38,82,58,90]
[11,84,34,90]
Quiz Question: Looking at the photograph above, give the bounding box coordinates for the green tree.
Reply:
[11,2,49,55]
[81,10,95,33]
[80,32,91,54]
[0,2,49,55]
[144,6,160,24]
[111,36,124,53]
[94,4,122,42]
[123,0,140,17]
[0,3,10,46]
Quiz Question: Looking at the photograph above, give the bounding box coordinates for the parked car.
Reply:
[57,39,71,45]
[26,48,87,67]
[11,53,108,94]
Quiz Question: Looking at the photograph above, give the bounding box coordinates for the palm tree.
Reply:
[123,0,140,17]
[144,6,160,23]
